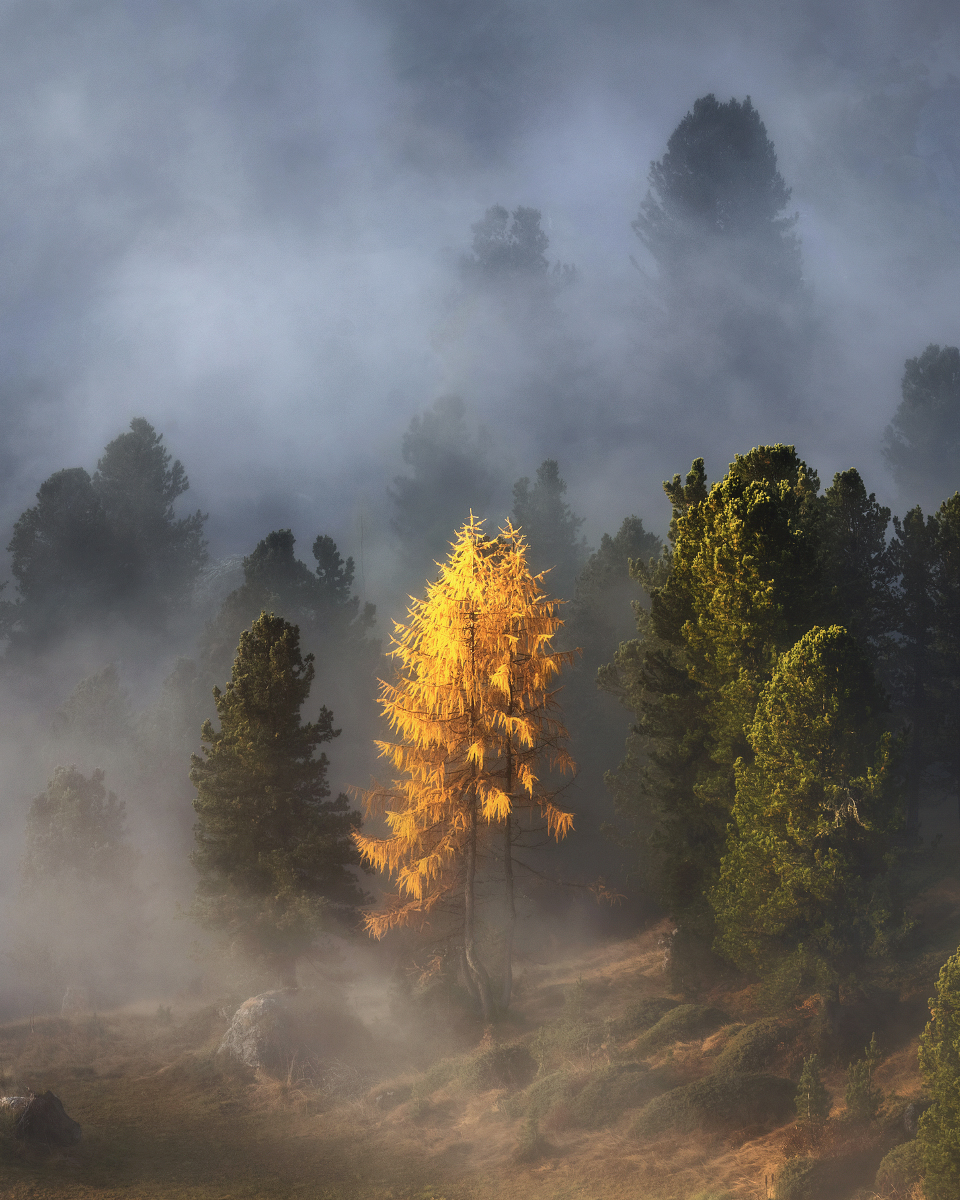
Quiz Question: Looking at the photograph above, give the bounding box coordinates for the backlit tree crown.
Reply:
[356,516,575,937]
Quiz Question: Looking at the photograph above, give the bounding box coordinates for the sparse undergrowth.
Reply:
[0,901,951,1200]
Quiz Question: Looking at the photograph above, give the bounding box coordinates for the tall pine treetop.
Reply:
[635,94,800,294]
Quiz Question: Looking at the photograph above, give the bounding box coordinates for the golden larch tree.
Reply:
[355,516,575,1018]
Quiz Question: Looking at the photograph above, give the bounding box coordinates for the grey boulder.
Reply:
[217,990,296,1071]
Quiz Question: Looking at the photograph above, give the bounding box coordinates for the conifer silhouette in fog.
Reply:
[635,95,801,298]
[634,95,808,419]
[7,418,206,650]
[883,343,960,510]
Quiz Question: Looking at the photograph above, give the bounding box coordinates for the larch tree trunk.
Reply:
[464,794,492,1021]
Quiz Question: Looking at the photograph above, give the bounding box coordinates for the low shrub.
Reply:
[613,997,679,1036]
[633,1071,795,1137]
[512,1113,551,1164]
[411,1057,459,1101]
[508,1070,571,1122]
[530,979,605,1069]
[715,1018,789,1075]
[507,1061,673,1130]
[774,1157,820,1200]
[411,1042,535,1101]
[565,1063,668,1129]
[634,1004,728,1055]
[875,1140,921,1199]
[463,1043,536,1092]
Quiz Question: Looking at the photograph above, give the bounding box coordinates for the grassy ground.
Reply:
[2,880,956,1200]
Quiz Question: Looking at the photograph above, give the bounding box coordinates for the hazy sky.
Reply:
[1,0,960,597]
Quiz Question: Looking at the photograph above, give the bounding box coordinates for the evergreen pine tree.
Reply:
[932,493,960,823]
[389,396,501,578]
[711,626,902,983]
[887,506,939,835]
[22,767,136,891]
[919,945,960,1200]
[92,417,207,622]
[52,664,132,749]
[461,205,549,282]
[795,1054,831,1126]
[571,515,663,670]
[511,460,588,600]
[883,344,960,510]
[603,447,821,930]
[559,516,662,887]
[816,469,893,657]
[19,766,143,1005]
[634,96,807,422]
[199,529,376,687]
[8,467,118,648]
[8,418,206,648]
[635,95,801,298]
[845,1033,884,1121]
[190,612,367,986]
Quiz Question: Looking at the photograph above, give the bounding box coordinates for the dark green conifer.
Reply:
[845,1033,883,1121]
[190,612,368,986]
[919,946,960,1199]
[711,626,902,984]
[795,1054,831,1126]
[816,469,893,656]
[199,529,376,686]
[932,494,960,822]
[887,506,939,835]
[604,447,820,929]
[635,95,801,297]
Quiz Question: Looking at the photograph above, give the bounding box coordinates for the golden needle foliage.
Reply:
[355,516,576,937]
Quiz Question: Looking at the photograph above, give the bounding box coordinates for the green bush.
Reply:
[411,1057,459,1100]
[634,1004,727,1055]
[530,979,605,1069]
[462,1043,536,1092]
[512,1113,551,1164]
[613,996,680,1036]
[634,1071,794,1136]
[414,1042,536,1100]
[875,1140,921,1198]
[774,1157,819,1200]
[565,1063,668,1129]
[506,1061,672,1130]
[715,1018,787,1075]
